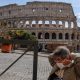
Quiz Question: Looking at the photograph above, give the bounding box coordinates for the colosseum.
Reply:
[0,1,80,52]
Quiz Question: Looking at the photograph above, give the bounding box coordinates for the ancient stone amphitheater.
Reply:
[0,1,80,52]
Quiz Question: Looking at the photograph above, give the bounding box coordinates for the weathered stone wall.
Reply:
[0,1,79,52]
[0,2,75,20]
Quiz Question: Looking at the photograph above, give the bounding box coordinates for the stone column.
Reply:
[42,31,45,39]
[63,33,65,40]
[50,33,52,40]
[56,20,59,28]
[29,20,32,27]
[42,43,46,51]
[42,20,45,28]
[36,21,39,28]
[69,33,71,41]
[75,33,77,40]
[15,21,19,28]
[68,21,71,29]
[49,20,52,27]
[12,20,14,28]
[73,21,77,28]
[17,20,20,28]
[36,32,38,39]
[23,20,26,28]
[56,32,58,40]
[62,21,65,28]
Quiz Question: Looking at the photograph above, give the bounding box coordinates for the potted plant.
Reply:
[1,30,37,53]
[1,34,12,53]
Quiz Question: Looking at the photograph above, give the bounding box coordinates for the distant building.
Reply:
[0,1,80,52]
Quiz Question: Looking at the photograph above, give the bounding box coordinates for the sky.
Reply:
[0,0,80,26]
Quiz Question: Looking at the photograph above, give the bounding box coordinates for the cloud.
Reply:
[29,0,72,3]
[76,13,80,18]
[77,22,80,27]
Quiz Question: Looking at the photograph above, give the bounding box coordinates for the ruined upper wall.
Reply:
[0,1,76,21]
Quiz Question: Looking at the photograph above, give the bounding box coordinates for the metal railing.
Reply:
[0,39,38,80]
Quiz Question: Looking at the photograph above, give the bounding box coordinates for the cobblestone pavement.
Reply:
[0,51,52,80]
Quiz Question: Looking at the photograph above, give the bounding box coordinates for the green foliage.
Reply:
[7,30,37,41]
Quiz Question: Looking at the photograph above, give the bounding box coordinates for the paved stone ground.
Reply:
[0,51,52,80]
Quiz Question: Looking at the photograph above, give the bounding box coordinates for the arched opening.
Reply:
[38,32,43,39]
[38,43,43,52]
[52,21,56,27]
[71,33,74,40]
[52,33,56,39]
[77,45,79,52]
[20,21,23,24]
[45,44,48,49]
[18,21,24,28]
[38,20,43,24]
[32,32,36,36]
[13,21,18,28]
[25,21,29,24]
[8,21,11,27]
[59,21,62,25]
[65,33,69,40]
[32,20,36,27]
[45,33,49,39]
[59,33,63,39]
[58,21,63,28]
[24,21,29,28]
[45,20,49,24]
[32,20,36,24]
[38,20,43,27]
[45,20,49,27]
[52,21,56,24]
[65,21,68,28]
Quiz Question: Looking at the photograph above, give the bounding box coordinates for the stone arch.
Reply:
[45,32,49,39]
[38,32,43,39]
[65,33,69,39]
[32,20,36,24]
[65,21,68,28]
[45,20,49,24]
[59,21,62,25]
[77,45,79,52]
[71,33,74,40]
[38,20,43,27]
[52,21,56,28]
[38,20,43,24]
[13,21,18,28]
[24,21,29,28]
[25,21,29,24]
[58,21,63,28]
[52,33,56,39]
[32,32,36,36]
[8,21,11,27]
[59,33,63,39]
[20,21,23,24]
[38,43,43,51]
[8,21,11,25]
[45,44,48,49]
[52,21,56,24]
[45,20,49,27]
[32,20,36,27]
